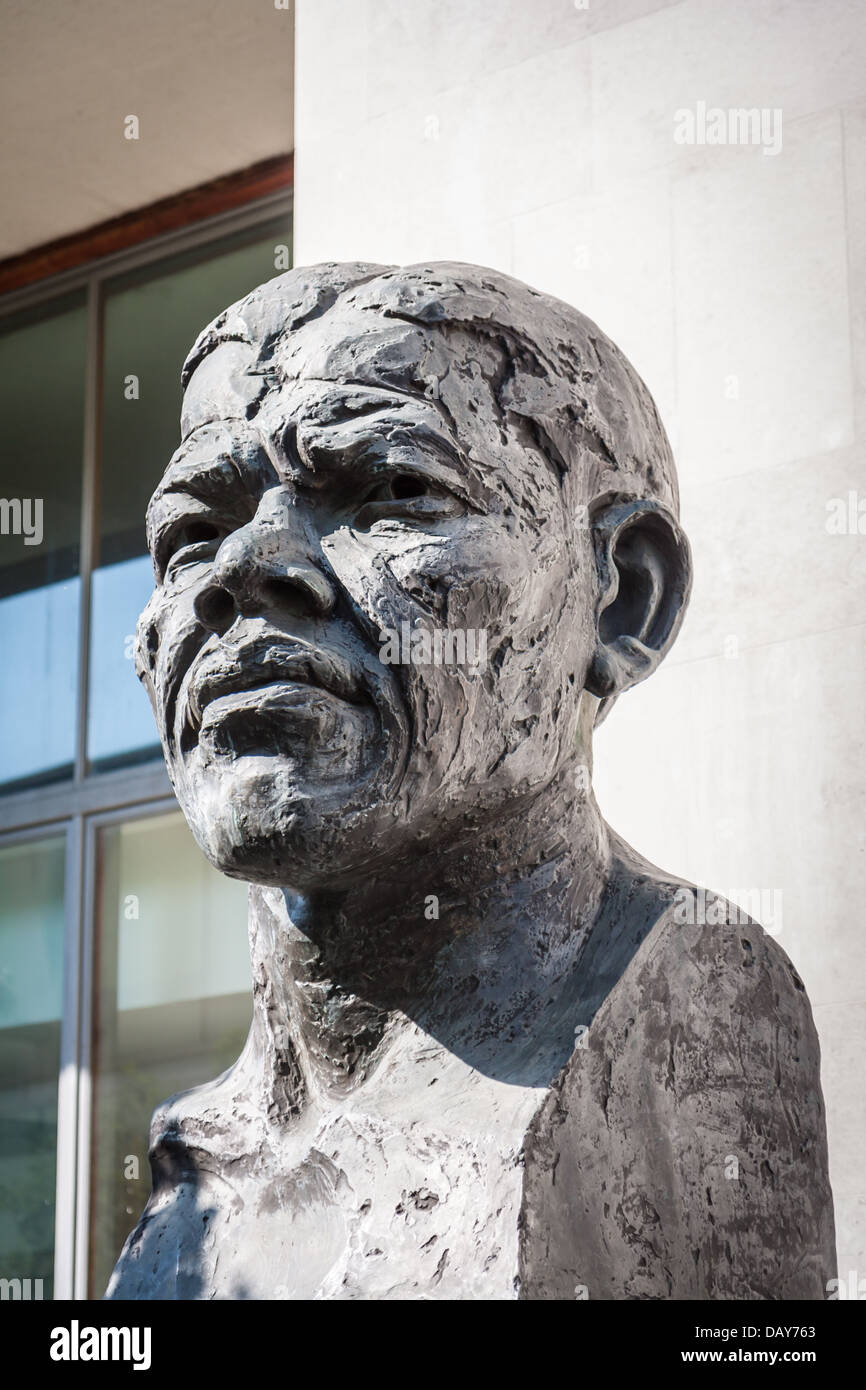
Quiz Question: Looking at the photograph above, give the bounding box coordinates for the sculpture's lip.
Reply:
[187,639,364,731]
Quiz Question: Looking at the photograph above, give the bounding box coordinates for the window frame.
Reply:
[0,186,291,1297]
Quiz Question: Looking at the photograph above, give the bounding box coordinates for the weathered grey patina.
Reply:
[106,262,835,1300]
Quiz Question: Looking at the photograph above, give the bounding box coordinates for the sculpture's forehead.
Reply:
[160,318,510,516]
[180,307,505,445]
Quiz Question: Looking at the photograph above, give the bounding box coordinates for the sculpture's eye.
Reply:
[160,519,226,575]
[388,473,429,500]
[176,521,222,548]
[353,473,463,529]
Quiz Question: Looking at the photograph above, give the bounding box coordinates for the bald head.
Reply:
[181,260,679,518]
[137,260,690,886]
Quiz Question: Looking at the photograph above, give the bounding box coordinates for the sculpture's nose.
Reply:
[194,492,336,633]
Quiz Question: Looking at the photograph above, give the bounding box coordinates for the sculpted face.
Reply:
[135,266,689,888]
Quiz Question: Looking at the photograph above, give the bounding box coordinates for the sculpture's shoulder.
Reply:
[624,879,813,1038]
[575,837,815,1044]
[105,1048,271,1300]
[519,850,836,1300]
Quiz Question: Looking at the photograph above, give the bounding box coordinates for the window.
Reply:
[0,295,86,789]
[0,185,291,1298]
[89,810,250,1298]
[0,834,66,1298]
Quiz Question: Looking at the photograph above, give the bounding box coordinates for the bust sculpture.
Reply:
[107,261,835,1300]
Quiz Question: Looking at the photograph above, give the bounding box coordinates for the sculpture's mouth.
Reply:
[192,642,361,721]
[167,624,410,801]
[181,636,366,752]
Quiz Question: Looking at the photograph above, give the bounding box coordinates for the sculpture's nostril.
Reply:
[264,569,335,617]
[264,576,307,610]
[195,587,236,634]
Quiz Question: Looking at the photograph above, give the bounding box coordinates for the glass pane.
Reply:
[86,554,158,768]
[89,810,251,1298]
[0,294,86,789]
[88,220,291,770]
[0,835,66,1299]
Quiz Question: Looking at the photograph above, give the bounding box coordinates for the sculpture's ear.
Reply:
[586,498,692,705]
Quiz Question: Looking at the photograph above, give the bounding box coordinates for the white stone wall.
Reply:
[295,0,866,1288]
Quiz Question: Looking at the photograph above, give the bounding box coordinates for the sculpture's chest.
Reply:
[114,1055,549,1300]
[238,1101,535,1299]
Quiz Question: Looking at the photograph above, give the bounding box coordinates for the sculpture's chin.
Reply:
[186,793,404,889]
[168,726,406,888]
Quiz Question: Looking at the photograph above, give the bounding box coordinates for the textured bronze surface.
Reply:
[107,263,835,1300]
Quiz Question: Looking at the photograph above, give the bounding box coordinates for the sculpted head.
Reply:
[135,262,691,889]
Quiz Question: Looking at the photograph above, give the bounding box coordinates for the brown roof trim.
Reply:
[0,152,294,297]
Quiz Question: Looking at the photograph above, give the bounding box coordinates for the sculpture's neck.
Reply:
[245,776,611,1114]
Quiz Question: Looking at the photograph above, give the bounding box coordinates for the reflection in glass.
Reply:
[0,294,86,789]
[89,811,250,1297]
[88,224,291,771]
[86,556,157,768]
[0,835,65,1298]
[0,579,79,786]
